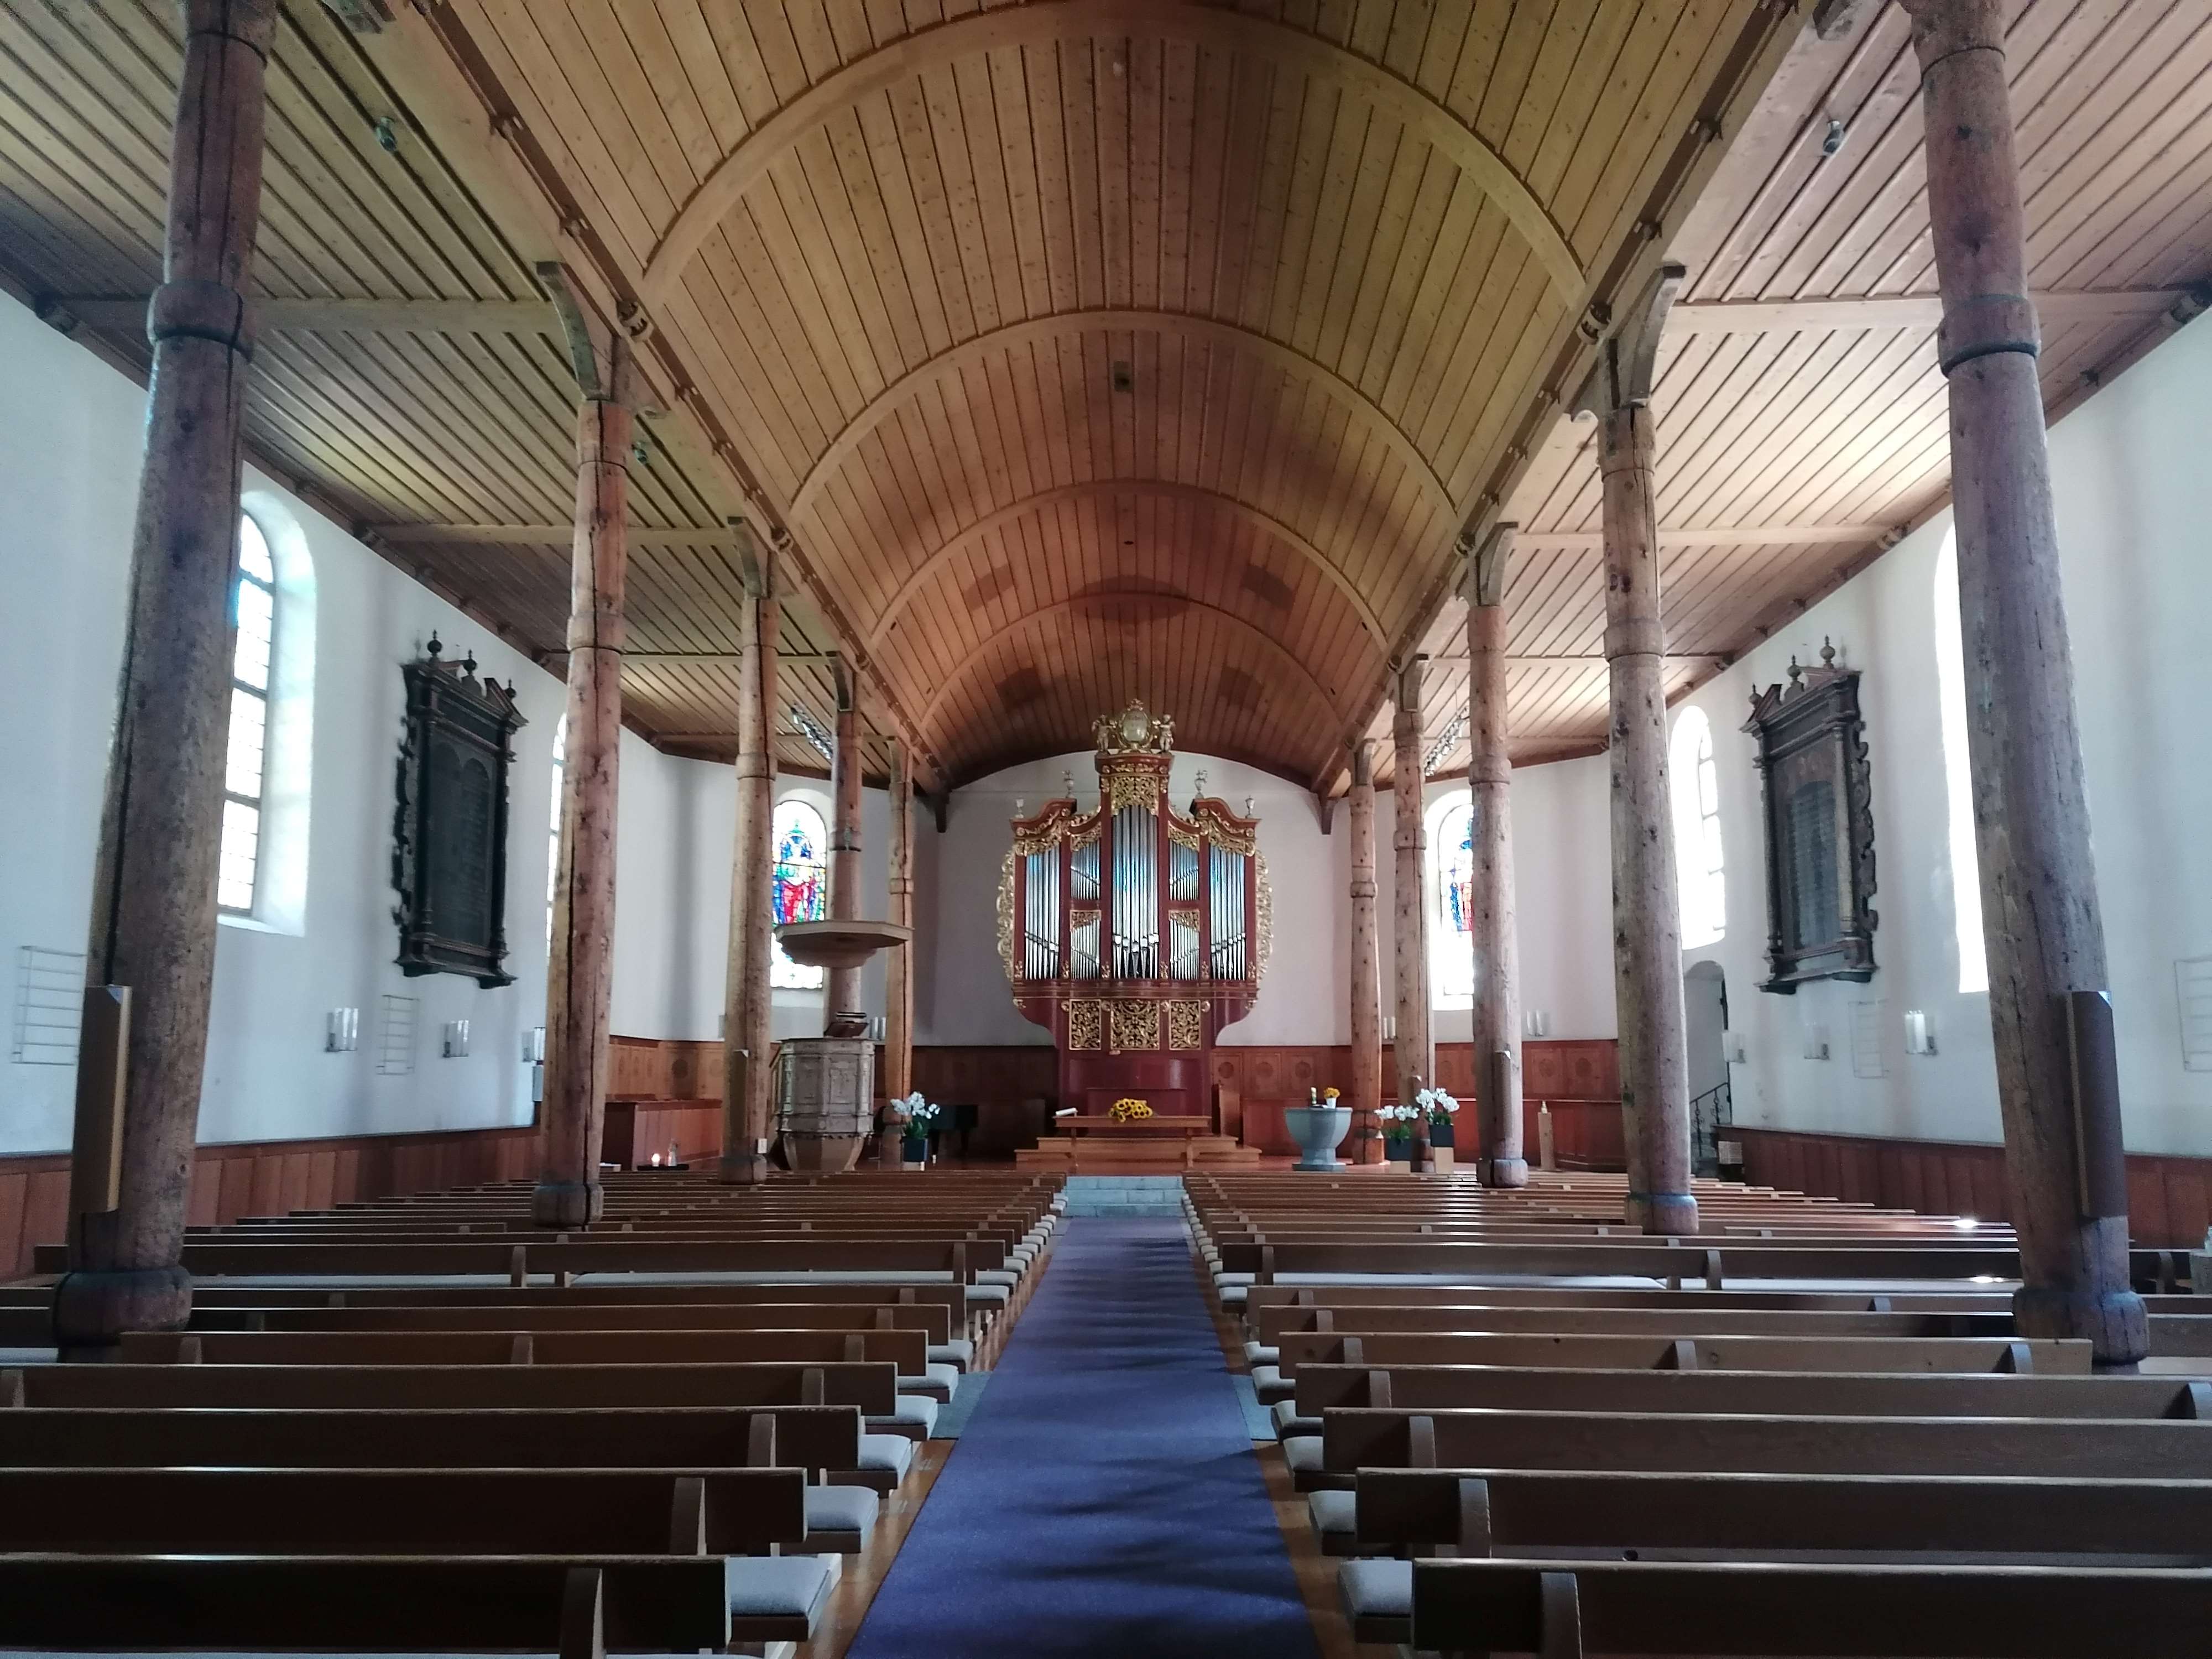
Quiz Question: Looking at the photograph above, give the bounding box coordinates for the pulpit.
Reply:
[1000,702,1270,1167]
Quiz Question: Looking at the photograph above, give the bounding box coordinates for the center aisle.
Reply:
[844,1214,1320,1658]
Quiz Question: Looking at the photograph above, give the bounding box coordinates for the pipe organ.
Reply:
[1000,701,1269,1118]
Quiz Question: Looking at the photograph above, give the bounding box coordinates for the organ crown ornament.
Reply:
[1093,697,1173,758]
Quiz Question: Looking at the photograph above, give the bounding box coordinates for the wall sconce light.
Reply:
[442,1018,472,1059]
[1382,1014,1397,1041]
[1802,1022,1831,1062]
[1905,1009,1936,1056]
[521,1026,546,1063]
[1523,1010,1551,1039]
[325,1008,360,1052]
[869,1014,887,1042]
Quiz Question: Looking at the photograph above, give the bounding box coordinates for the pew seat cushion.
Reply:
[726,1552,838,1632]
[1219,1284,1248,1307]
[966,1284,1011,1307]
[928,1339,975,1369]
[1243,1340,1279,1366]
[1273,1400,1320,1439]
[802,1482,880,1552]
[1337,1557,1411,1640]
[1282,1437,1323,1474]
[1307,1489,1357,1554]
[869,1394,940,1438]
[1216,1272,1257,1286]
[977,1269,1021,1288]
[860,1432,915,1481]
[1250,1364,1295,1404]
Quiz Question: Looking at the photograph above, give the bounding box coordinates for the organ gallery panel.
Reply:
[999,701,1269,1117]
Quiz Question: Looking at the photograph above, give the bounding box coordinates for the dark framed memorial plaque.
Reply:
[392,635,525,987]
[1744,639,1876,994]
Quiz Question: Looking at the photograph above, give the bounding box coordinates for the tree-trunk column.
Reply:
[1903,0,2144,1368]
[534,361,633,1228]
[825,661,865,1019]
[719,541,776,1186]
[884,739,915,1103]
[1602,404,1697,1236]
[1391,661,1435,1138]
[54,0,279,1351]
[1469,589,1528,1188]
[1348,745,1383,1159]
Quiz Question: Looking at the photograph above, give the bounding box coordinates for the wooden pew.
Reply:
[1399,1559,2212,1656]
[1254,1304,2023,1339]
[3,1360,890,1427]
[119,1323,929,1373]
[1215,1237,2036,1285]
[196,1298,955,1344]
[0,1403,915,1493]
[1262,1332,2089,1390]
[0,1466,805,1557]
[1306,1406,2212,1489]
[1330,1465,2212,1564]
[0,1556,728,1658]
[1291,1362,2212,1421]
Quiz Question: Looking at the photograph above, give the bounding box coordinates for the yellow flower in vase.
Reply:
[1108,1098,1153,1123]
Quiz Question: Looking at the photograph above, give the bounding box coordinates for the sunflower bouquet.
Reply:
[1108,1098,1153,1123]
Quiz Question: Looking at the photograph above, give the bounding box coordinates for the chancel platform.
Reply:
[1016,1117,1262,1172]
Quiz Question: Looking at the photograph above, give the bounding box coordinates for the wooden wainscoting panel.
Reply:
[1735,1126,2212,1248]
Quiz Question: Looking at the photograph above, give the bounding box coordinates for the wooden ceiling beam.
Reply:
[639,0,1580,310]
[368,521,745,549]
[865,478,1391,656]
[1667,288,2200,337]
[44,296,555,336]
[790,310,1453,531]
[1517,522,1896,550]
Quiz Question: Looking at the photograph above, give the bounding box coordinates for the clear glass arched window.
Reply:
[1428,792,1476,1005]
[1670,706,1726,950]
[771,797,828,990]
[217,514,279,913]
[546,713,566,948]
[1934,532,1990,993]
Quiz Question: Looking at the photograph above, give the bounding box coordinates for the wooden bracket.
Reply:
[926,790,950,833]
[1572,262,1687,416]
[538,260,641,408]
[1312,790,1337,835]
[830,653,858,714]
[1465,520,1519,609]
[732,517,770,598]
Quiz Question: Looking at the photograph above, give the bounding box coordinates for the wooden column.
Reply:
[54,0,278,1351]
[883,738,915,1104]
[1467,525,1527,1187]
[718,533,776,1186]
[1348,745,1383,1151]
[534,272,638,1229]
[1902,0,2145,1368]
[825,659,865,1019]
[1390,660,1435,1126]
[1589,264,1697,1236]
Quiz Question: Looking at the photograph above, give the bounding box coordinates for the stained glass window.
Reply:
[771,798,828,989]
[217,514,276,914]
[1428,794,1476,1005]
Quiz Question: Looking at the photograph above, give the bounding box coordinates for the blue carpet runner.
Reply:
[844,1215,1320,1658]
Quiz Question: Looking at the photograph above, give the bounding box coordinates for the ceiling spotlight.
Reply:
[373,116,401,154]
[1821,118,1847,158]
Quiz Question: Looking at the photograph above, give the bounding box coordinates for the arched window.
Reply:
[770,797,828,990]
[545,713,566,948]
[217,514,279,913]
[1427,792,1476,1006]
[1934,532,1990,994]
[1670,706,1726,950]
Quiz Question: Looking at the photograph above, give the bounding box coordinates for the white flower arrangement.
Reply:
[1378,1102,1421,1140]
[900,1093,941,1136]
[1414,1086,1460,1125]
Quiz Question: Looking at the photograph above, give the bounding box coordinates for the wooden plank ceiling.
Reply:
[4,2,2198,794]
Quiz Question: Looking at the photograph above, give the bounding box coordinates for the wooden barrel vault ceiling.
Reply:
[3,1,2207,800]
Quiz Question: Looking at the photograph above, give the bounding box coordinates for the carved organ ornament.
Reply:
[1000,701,1270,1060]
[1744,640,1877,993]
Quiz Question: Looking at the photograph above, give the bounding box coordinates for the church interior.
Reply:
[7,0,2212,1653]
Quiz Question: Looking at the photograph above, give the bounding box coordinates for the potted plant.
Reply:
[900,1094,941,1168]
[1378,1102,1420,1164]
[1417,1086,1460,1172]
[1283,1086,1352,1171]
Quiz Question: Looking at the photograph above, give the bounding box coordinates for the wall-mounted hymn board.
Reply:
[392,635,525,988]
[1745,639,1876,993]
[1000,701,1269,1117]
